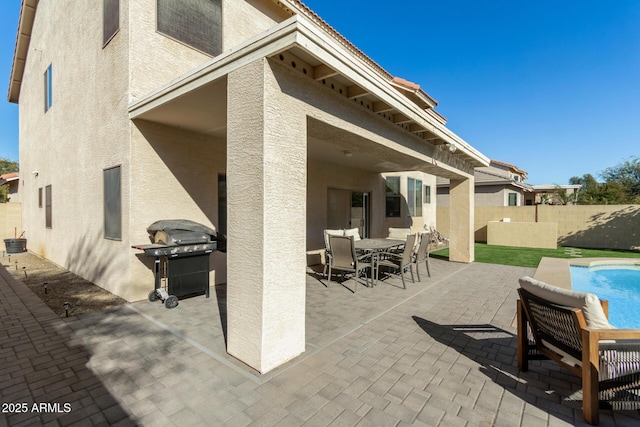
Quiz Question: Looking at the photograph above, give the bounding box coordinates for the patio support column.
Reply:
[226,58,306,373]
[449,177,475,263]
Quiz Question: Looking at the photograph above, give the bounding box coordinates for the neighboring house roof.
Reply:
[474,169,533,191]
[532,184,582,191]
[489,159,528,180]
[437,158,533,191]
[0,172,19,184]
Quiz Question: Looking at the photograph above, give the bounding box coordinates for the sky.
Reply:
[0,0,638,185]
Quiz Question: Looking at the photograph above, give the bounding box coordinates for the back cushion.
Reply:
[519,276,613,329]
[388,227,410,240]
[324,229,344,249]
[344,228,361,241]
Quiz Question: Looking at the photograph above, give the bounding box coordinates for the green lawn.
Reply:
[431,243,640,268]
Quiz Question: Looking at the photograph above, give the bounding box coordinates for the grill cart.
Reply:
[132,219,225,309]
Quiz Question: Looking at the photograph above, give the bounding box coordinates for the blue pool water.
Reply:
[570,265,640,328]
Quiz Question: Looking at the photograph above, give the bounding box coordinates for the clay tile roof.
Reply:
[0,172,18,180]
[392,77,421,91]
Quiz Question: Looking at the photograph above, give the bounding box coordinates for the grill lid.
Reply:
[147,219,224,246]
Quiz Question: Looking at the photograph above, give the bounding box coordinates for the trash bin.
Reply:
[4,238,27,254]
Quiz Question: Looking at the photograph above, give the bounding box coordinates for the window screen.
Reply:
[508,193,518,206]
[425,185,431,204]
[407,178,423,217]
[415,179,423,216]
[103,0,119,46]
[157,0,222,56]
[45,185,52,228]
[104,166,122,239]
[407,179,415,217]
[38,187,43,208]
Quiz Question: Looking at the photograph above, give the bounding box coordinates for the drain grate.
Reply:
[563,247,583,257]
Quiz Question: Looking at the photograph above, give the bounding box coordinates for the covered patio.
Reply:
[129,14,488,373]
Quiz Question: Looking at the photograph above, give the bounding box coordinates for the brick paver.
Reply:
[2,253,640,426]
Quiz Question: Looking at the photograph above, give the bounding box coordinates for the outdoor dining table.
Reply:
[354,238,405,285]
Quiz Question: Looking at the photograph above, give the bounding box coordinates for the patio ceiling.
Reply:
[132,78,228,138]
[307,119,464,178]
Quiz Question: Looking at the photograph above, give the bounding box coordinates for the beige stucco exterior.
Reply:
[437,204,640,251]
[10,0,489,372]
[487,220,557,249]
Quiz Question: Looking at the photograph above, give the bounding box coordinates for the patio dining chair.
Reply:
[323,229,343,279]
[326,235,372,292]
[376,234,417,289]
[413,232,431,280]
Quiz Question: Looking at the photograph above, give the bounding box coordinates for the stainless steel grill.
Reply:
[132,219,225,308]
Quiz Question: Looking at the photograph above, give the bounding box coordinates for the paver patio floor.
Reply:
[2,257,640,426]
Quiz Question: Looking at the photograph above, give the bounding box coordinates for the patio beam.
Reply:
[346,84,369,99]
[313,63,338,80]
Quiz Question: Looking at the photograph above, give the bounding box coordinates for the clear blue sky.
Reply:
[1,0,638,185]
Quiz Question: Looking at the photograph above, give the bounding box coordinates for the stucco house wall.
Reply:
[18,0,132,291]
[15,0,293,300]
[129,0,288,101]
[380,171,437,233]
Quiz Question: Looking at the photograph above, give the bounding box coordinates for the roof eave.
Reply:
[8,0,38,104]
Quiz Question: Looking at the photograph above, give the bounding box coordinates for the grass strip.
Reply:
[431,243,640,268]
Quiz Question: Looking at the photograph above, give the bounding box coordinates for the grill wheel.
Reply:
[165,295,179,309]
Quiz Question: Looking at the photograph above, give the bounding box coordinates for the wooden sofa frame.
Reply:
[517,288,640,425]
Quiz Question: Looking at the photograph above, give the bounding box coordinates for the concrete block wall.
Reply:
[437,206,536,242]
[539,204,640,250]
[0,203,23,248]
[437,204,640,251]
[487,221,557,249]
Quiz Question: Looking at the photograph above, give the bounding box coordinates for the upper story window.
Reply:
[157,0,222,57]
[44,64,52,112]
[103,0,120,46]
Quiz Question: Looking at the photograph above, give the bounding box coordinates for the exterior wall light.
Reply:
[439,143,457,153]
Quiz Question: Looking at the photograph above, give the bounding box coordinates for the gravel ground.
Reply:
[1,251,127,317]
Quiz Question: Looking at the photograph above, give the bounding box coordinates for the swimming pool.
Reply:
[570,264,640,328]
